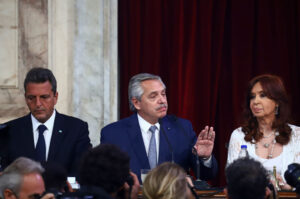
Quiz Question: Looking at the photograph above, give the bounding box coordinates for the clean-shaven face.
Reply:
[25,81,58,123]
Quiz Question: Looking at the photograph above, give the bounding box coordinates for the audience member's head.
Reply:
[225,158,270,199]
[78,144,130,197]
[142,162,193,199]
[42,162,68,194]
[0,157,45,199]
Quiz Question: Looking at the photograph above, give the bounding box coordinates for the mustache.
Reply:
[156,104,167,110]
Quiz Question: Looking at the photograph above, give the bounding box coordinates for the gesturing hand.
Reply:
[193,126,215,159]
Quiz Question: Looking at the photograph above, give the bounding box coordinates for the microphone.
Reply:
[169,115,210,190]
[158,118,174,163]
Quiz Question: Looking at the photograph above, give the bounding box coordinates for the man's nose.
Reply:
[158,95,166,103]
[36,97,42,106]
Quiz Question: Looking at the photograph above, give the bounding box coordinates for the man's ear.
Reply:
[54,92,58,105]
[224,188,230,199]
[131,98,141,111]
[4,189,16,199]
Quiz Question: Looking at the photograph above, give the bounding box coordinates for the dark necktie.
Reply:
[148,125,157,169]
[36,124,47,162]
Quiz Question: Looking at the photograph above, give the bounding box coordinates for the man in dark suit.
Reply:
[101,73,218,182]
[1,67,91,176]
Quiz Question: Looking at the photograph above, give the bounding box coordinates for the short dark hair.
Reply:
[24,67,57,94]
[225,158,269,199]
[78,144,130,194]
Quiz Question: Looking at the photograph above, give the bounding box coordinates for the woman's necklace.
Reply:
[262,132,274,148]
[263,132,274,139]
[255,131,279,159]
[267,139,276,159]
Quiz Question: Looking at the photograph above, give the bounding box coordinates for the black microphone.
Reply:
[169,115,210,190]
[158,118,174,163]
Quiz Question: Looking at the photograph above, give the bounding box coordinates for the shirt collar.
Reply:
[31,110,56,131]
[137,113,160,133]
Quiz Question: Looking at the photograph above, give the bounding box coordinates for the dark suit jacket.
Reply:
[100,114,218,182]
[2,111,91,176]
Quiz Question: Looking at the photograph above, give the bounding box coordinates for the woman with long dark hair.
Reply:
[227,74,300,190]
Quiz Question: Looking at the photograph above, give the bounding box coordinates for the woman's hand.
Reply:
[276,173,292,190]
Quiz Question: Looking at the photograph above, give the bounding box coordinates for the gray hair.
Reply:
[0,157,44,198]
[128,73,166,112]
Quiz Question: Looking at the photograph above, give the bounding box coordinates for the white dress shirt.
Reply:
[31,110,56,160]
[137,114,160,162]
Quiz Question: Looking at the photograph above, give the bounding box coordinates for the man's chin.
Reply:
[158,111,167,118]
[33,114,48,123]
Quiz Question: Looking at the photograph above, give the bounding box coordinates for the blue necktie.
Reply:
[148,125,157,169]
[36,124,47,162]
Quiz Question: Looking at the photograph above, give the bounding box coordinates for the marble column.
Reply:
[72,0,118,146]
[0,0,49,122]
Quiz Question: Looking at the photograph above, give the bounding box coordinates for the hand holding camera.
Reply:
[284,163,300,195]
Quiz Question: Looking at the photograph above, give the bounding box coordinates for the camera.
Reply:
[284,163,300,194]
[125,175,134,187]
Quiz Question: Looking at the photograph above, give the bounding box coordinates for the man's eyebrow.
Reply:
[28,193,42,199]
[148,91,158,95]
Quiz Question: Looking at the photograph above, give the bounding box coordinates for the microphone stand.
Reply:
[193,149,210,190]
[169,116,210,190]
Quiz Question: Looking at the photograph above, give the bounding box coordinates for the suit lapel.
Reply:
[127,114,150,169]
[158,116,174,164]
[48,112,65,161]
[20,114,36,158]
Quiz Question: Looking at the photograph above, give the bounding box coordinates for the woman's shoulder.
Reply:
[288,123,300,130]
[288,124,300,138]
[230,127,246,139]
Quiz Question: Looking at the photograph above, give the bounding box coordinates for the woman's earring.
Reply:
[275,106,279,115]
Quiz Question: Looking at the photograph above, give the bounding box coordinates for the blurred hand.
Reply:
[65,180,74,192]
[186,176,194,187]
[124,171,140,199]
[276,173,292,190]
[193,126,215,159]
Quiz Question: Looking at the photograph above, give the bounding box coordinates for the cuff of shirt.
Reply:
[201,155,212,167]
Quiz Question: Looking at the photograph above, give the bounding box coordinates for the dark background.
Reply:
[118,0,300,186]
